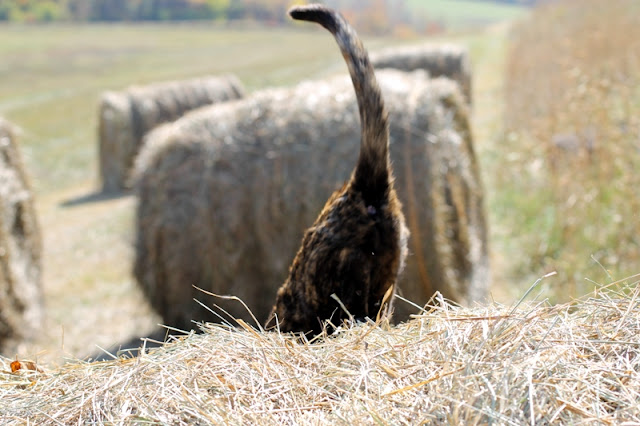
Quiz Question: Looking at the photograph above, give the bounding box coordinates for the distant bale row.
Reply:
[0,118,43,355]
[133,69,489,330]
[98,75,245,192]
[372,44,472,104]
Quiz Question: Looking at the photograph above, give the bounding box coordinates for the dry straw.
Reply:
[0,118,43,356]
[98,75,245,192]
[2,277,639,424]
[372,44,472,104]
[133,69,488,330]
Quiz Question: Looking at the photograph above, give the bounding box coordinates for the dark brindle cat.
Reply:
[266,4,409,335]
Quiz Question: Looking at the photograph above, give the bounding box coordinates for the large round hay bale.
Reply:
[98,74,245,192]
[0,118,43,355]
[133,69,489,330]
[372,44,472,104]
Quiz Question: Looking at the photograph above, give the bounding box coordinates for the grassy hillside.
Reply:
[492,0,640,300]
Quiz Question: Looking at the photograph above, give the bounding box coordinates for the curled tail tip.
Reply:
[289,4,340,33]
[288,3,329,17]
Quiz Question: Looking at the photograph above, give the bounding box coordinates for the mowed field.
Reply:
[0,20,512,364]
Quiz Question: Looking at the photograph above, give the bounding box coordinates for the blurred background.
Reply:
[1,0,638,364]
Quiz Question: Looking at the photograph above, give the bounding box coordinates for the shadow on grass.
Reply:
[60,190,132,207]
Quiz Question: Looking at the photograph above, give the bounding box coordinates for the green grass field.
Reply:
[0,24,383,193]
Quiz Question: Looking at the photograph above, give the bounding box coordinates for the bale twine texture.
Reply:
[0,118,43,356]
[133,69,488,330]
[372,44,472,104]
[2,283,639,424]
[98,75,245,192]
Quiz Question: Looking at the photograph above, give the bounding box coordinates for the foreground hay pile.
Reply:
[0,118,43,356]
[98,75,245,192]
[133,69,488,329]
[2,282,639,424]
[372,44,472,104]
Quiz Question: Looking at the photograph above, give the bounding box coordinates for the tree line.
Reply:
[0,0,431,36]
[0,0,304,23]
[0,0,540,25]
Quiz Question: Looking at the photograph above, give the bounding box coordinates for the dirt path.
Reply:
[468,22,514,303]
[26,182,160,365]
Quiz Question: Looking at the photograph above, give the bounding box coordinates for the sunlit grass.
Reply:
[496,0,640,300]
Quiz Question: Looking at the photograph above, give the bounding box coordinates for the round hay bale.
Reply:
[372,44,473,104]
[98,74,245,193]
[0,118,43,355]
[133,69,489,330]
